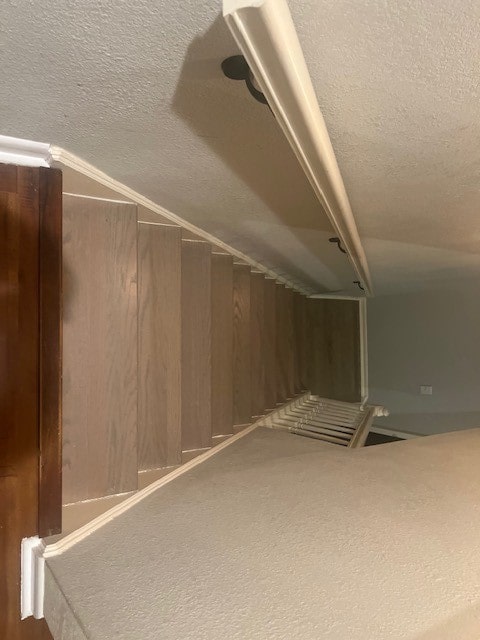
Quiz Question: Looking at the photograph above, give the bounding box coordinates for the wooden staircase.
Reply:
[60,191,314,528]
[57,167,364,533]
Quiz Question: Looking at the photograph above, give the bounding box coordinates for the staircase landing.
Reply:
[44,427,480,640]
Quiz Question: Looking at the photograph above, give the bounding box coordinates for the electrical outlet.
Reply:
[420,385,433,395]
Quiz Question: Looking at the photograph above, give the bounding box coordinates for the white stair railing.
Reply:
[265,395,381,448]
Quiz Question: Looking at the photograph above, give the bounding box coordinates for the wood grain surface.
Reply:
[38,168,63,537]
[138,223,182,469]
[293,293,308,392]
[275,284,289,403]
[307,298,361,402]
[181,241,212,450]
[284,287,295,398]
[292,293,301,393]
[211,253,234,436]
[62,165,174,225]
[0,165,55,640]
[233,264,252,426]
[263,278,277,410]
[275,286,296,402]
[62,196,138,503]
[250,273,266,416]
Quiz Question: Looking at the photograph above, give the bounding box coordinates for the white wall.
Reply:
[368,281,480,435]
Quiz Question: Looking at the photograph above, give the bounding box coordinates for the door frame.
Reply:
[309,294,368,404]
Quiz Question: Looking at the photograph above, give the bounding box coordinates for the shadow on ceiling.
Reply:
[171,14,351,292]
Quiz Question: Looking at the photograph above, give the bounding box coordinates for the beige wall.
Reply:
[368,280,480,435]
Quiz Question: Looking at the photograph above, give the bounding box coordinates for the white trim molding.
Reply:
[309,293,363,301]
[370,426,420,440]
[308,294,369,405]
[223,0,373,295]
[0,135,52,167]
[21,537,46,620]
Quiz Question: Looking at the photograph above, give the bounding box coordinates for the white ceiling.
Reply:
[3,0,480,294]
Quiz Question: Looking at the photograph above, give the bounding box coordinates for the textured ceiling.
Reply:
[290,0,480,293]
[3,0,480,294]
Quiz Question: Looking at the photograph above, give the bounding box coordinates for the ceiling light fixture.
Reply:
[223,0,373,295]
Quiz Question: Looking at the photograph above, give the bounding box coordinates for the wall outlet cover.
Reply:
[420,385,433,395]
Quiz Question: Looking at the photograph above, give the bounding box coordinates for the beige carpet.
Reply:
[45,427,480,640]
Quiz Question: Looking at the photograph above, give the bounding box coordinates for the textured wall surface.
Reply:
[4,1,480,293]
[368,281,480,435]
[46,427,480,640]
[290,0,480,293]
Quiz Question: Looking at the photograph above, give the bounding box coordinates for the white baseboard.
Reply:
[21,537,46,619]
[370,425,420,440]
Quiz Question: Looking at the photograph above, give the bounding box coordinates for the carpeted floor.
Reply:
[45,426,480,640]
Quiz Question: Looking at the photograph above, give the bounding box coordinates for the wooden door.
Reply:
[0,164,62,640]
[307,298,361,402]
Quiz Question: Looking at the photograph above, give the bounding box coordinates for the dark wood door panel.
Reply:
[0,164,61,640]
[307,299,361,402]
